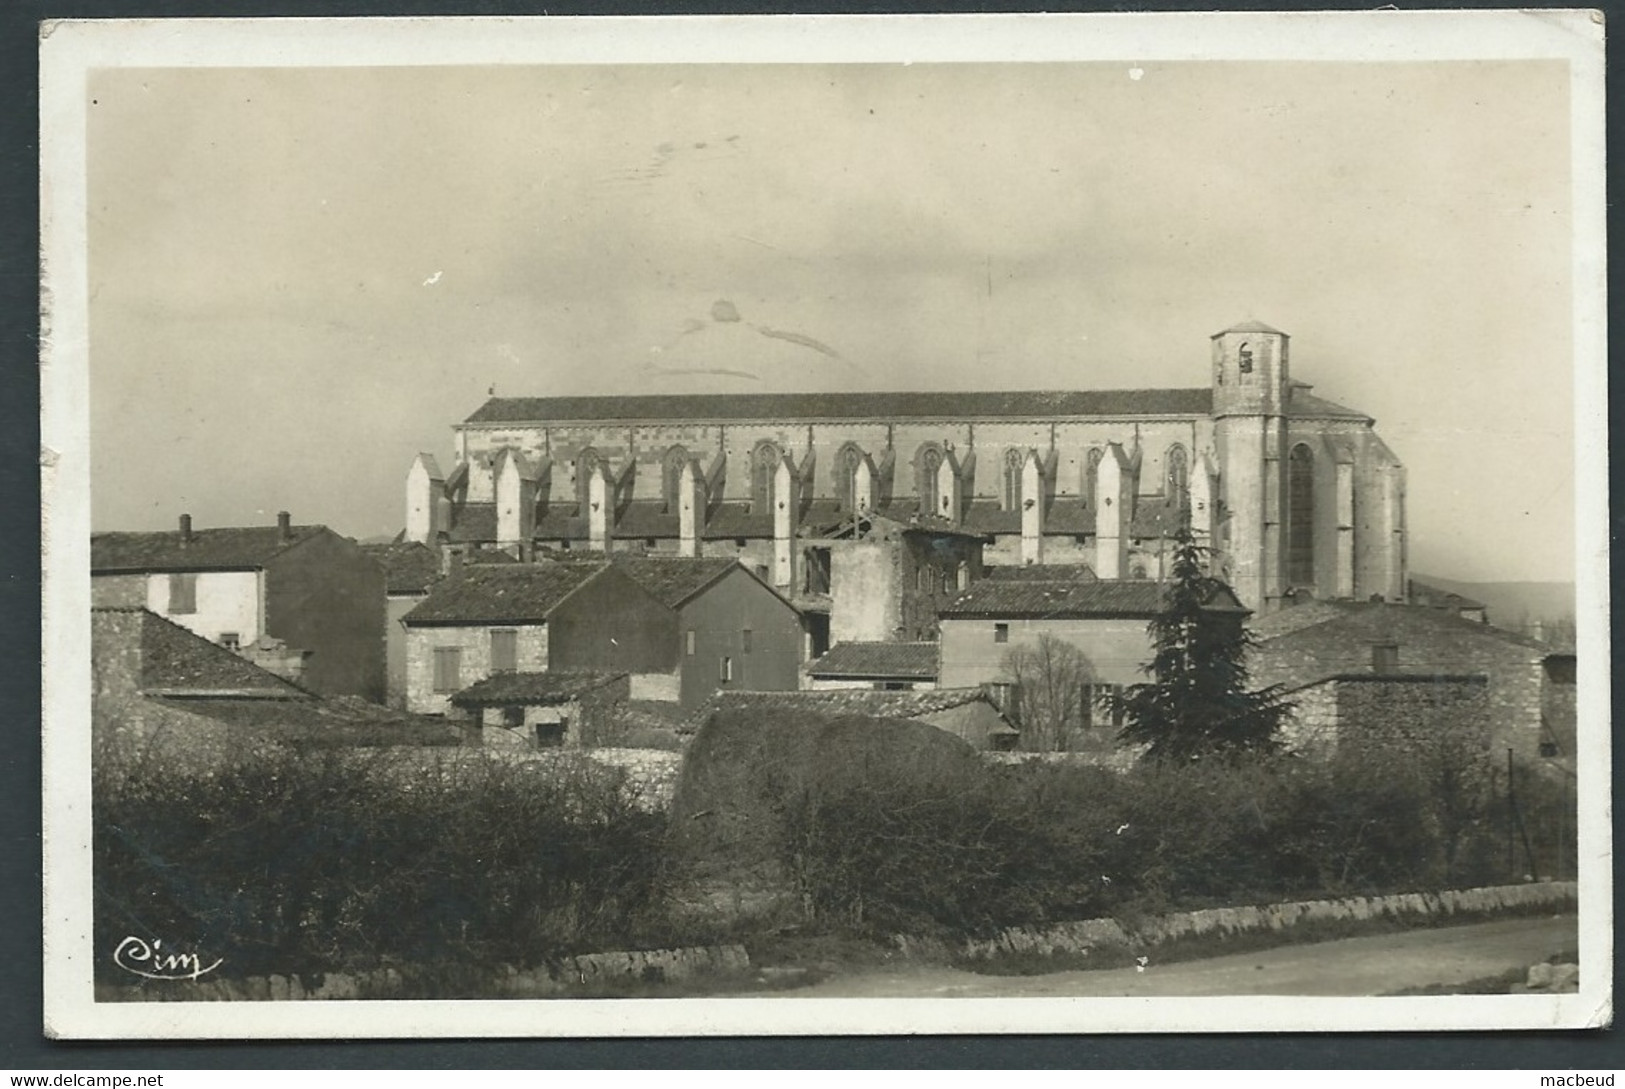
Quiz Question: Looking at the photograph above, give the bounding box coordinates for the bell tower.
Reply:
[1211,320,1290,611]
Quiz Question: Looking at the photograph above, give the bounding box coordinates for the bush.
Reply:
[94,744,672,981]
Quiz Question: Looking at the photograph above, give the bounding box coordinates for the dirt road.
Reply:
[761,915,1578,998]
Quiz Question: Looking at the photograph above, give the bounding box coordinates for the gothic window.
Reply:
[1083,447,1103,509]
[1238,342,1254,375]
[1287,443,1315,587]
[752,440,782,514]
[1002,449,1026,511]
[576,447,601,506]
[835,442,865,512]
[661,445,690,512]
[917,443,945,516]
[1166,444,1189,509]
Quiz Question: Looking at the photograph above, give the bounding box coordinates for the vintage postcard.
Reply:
[40,12,1609,1038]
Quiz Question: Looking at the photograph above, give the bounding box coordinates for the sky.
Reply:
[86,58,1576,583]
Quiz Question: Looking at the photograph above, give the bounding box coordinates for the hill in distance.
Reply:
[1412,574,1576,627]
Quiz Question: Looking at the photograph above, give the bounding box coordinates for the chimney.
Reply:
[178,513,193,543]
[277,511,292,541]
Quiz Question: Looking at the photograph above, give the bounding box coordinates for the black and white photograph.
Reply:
[39,12,1609,1038]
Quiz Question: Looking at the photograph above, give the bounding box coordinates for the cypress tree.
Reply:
[1110,524,1293,763]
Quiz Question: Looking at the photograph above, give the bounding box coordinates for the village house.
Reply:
[688,687,1020,751]
[449,669,631,748]
[400,554,804,716]
[1248,600,1576,770]
[91,607,454,764]
[804,641,939,691]
[937,574,1247,702]
[361,540,444,709]
[91,513,386,701]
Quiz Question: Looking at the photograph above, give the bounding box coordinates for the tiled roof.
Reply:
[806,641,939,680]
[685,686,1013,733]
[467,390,1216,425]
[153,696,462,742]
[1214,320,1287,336]
[941,578,1246,619]
[451,670,627,707]
[91,525,327,573]
[609,555,740,609]
[1252,600,1553,653]
[1286,388,1371,421]
[402,562,606,625]
[987,564,1098,582]
[362,541,443,594]
[446,503,497,544]
[92,607,309,697]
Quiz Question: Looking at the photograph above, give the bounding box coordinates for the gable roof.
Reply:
[987,564,1099,582]
[1407,579,1488,613]
[92,524,329,573]
[609,555,742,609]
[466,389,1216,425]
[806,641,940,680]
[361,541,443,595]
[92,607,310,698]
[1286,387,1372,421]
[451,670,627,707]
[941,578,1247,619]
[685,686,1015,734]
[401,561,608,625]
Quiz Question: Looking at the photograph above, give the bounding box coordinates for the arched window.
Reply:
[917,443,944,517]
[752,440,782,514]
[576,447,601,506]
[1083,447,1103,508]
[1165,444,1189,510]
[1238,342,1254,375]
[661,446,690,512]
[835,442,865,512]
[1003,449,1026,511]
[1287,443,1315,587]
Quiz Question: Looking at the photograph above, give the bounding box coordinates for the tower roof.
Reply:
[1212,320,1288,338]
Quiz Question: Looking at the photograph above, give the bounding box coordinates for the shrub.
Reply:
[93,743,672,981]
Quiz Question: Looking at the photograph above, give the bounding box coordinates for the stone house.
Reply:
[361,540,444,709]
[449,670,631,748]
[793,510,986,651]
[92,607,454,766]
[1278,672,1491,758]
[404,322,1407,614]
[687,687,1020,751]
[91,512,386,701]
[937,575,1247,706]
[607,555,806,710]
[401,555,804,716]
[1249,601,1575,769]
[804,641,939,691]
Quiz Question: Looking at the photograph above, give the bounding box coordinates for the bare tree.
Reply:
[1000,633,1093,753]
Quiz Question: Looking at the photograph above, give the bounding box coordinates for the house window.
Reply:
[490,629,518,673]
[1079,684,1095,730]
[167,572,198,615]
[720,656,734,683]
[1372,643,1399,674]
[685,630,696,656]
[433,647,463,693]
[502,706,525,728]
[957,563,970,591]
[1539,740,1560,758]
[994,623,1010,644]
[1109,684,1126,728]
[219,632,240,651]
[742,629,753,654]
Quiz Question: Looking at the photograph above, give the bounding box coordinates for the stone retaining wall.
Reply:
[99,942,750,1002]
[961,881,1578,960]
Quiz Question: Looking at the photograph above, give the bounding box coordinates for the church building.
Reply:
[404,321,1407,614]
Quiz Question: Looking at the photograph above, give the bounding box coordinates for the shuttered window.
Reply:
[433,647,462,693]
[490,629,518,673]
[168,573,197,615]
